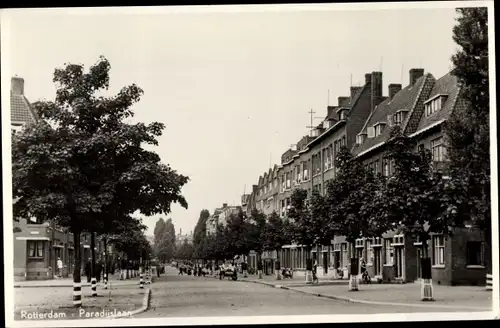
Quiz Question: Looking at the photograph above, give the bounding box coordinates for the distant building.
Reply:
[176,229,193,247]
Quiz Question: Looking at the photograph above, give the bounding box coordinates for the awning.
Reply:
[16,236,50,241]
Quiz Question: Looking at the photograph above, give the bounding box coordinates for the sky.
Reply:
[2,4,461,237]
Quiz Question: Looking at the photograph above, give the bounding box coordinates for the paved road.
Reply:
[133,268,457,317]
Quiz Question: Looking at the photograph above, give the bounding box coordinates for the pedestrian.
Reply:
[57,257,63,278]
[85,258,92,283]
[312,260,318,284]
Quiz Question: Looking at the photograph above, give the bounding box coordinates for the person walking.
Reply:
[57,257,63,278]
[312,260,319,284]
[85,258,92,283]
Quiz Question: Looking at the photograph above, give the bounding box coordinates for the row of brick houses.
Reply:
[236,69,486,286]
[10,76,121,281]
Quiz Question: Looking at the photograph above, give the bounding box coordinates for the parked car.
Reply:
[219,263,238,281]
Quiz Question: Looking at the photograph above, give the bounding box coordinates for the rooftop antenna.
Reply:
[400,63,404,85]
[243,184,246,195]
[350,74,353,87]
[380,56,383,72]
[306,108,317,133]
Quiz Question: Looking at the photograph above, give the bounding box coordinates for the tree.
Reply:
[156,219,176,262]
[287,188,316,274]
[153,218,167,255]
[326,147,381,247]
[175,239,194,261]
[262,211,292,276]
[247,209,267,264]
[377,127,452,299]
[193,210,210,259]
[11,57,189,307]
[445,7,491,272]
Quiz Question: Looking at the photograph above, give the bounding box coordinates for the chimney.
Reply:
[409,68,424,87]
[365,73,372,85]
[388,83,402,100]
[327,106,336,117]
[338,96,349,107]
[350,86,362,100]
[371,71,383,111]
[223,203,228,208]
[11,76,25,95]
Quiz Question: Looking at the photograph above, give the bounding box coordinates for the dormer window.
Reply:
[392,110,408,125]
[323,120,331,129]
[425,94,448,117]
[374,122,386,137]
[337,108,348,121]
[356,133,367,144]
[310,129,320,137]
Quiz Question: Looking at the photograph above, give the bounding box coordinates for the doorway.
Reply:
[394,247,404,278]
[373,247,382,276]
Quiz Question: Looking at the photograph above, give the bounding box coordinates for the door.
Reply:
[323,251,328,274]
[394,247,404,278]
[373,248,382,276]
[416,248,422,279]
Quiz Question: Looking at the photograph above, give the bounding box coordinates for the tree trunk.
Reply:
[275,248,282,280]
[90,232,97,296]
[420,236,434,301]
[73,231,82,307]
[103,237,108,284]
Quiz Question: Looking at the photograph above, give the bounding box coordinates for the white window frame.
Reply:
[433,234,445,266]
[431,137,446,162]
[384,239,393,265]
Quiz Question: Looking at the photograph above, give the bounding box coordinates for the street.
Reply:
[132,267,466,318]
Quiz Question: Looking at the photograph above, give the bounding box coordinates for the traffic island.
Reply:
[14,285,150,320]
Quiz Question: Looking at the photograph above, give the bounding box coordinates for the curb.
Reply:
[281,286,490,311]
[110,288,151,319]
[14,280,141,288]
[238,278,489,312]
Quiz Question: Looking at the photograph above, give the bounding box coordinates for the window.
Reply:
[341,243,348,267]
[384,239,393,265]
[339,109,347,120]
[356,134,366,144]
[431,137,446,162]
[268,181,272,192]
[418,144,425,152]
[374,124,385,137]
[341,136,346,147]
[393,110,408,125]
[425,97,444,116]
[286,172,291,189]
[303,161,309,181]
[382,158,389,177]
[274,178,277,188]
[373,160,380,174]
[366,239,373,264]
[28,241,45,259]
[433,235,445,265]
[467,241,484,266]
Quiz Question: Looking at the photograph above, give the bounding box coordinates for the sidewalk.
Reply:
[14,283,150,320]
[287,283,492,311]
[240,273,348,288]
[14,274,147,288]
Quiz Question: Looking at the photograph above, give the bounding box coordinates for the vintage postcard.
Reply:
[1,1,498,327]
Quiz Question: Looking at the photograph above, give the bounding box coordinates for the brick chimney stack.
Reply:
[365,73,372,85]
[350,86,362,100]
[388,83,402,100]
[338,96,349,106]
[409,68,424,87]
[371,71,383,111]
[11,76,24,95]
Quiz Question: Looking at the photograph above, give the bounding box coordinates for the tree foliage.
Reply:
[378,127,449,249]
[444,7,490,235]
[193,210,210,258]
[262,211,291,252]
[175,239,194,261]
[11,57,189,290]
[287,188,314,250]
[325,146,383,244]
